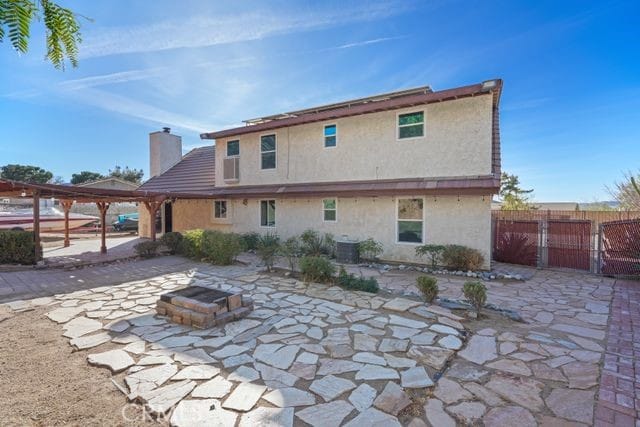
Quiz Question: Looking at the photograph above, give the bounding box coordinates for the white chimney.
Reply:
[149,127,182,178]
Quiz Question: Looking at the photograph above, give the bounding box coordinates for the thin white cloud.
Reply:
[79,2,410,58]
[32,35,404,94]
[61,87,214,134]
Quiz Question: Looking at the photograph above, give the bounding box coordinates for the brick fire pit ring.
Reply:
[156,286,253,329]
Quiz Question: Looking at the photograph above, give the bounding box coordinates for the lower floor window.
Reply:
[323,198,336,221]
[397,198,424,243]
[260,200,276,227]
[214,200,227,219]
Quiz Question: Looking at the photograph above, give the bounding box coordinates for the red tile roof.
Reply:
[203,175,500,199]
[201,80,502,141]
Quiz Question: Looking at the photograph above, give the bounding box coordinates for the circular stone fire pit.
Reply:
[156,286,253,329]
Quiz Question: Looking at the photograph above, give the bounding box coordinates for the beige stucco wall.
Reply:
[150,131,182,178]
[214,95,493,187]
[163,195,491,268]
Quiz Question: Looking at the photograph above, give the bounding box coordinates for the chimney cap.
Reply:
[162,127,171,133]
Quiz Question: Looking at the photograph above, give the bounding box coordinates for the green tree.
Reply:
[609,171,640,211]
[71,170,104,185]
[500,172,535,210]
[0,163,53,183]
[109,165,144,184]
[0,0,84,69]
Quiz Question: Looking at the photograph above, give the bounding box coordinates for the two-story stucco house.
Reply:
[138,79,502,267]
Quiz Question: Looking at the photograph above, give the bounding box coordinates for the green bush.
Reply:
[0,230,36,264]
[463,281,487,314]
[160,231,183,255]
[299,255,335,283]
[280,236,301,272]
[441,244,485,271]
[416,276,438,303]
[415,244,446,269]
[241,232,261,251]
[201,230,243,265]
[336,266,379,293]
[180,229,205,259]
[134,240,162,258]
[300,229,335,257]
[358,238,383,261]
[257,233,280,272]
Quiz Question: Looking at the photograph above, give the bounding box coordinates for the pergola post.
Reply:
[96,201,110,254]
[143,198,164,241]
[60,199,74,248]
[33,190,42,262]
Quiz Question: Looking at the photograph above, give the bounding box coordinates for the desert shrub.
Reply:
[241,232,261,251]
[134,240,162,258]
[280,236,301,272]
[299,255,335,283]
[415,244,446,269]
[180,229,205,259]
[0,230,36,264]
[441,244,485,271]
[358,238,383,261]
[416,275,438,303]
[257,233,280,272]
[160,231,183,255]
[463,281,487,314]
[336,266,379,293]
[201,230,243,265]
[300,229,335,257]
[493,233,538,266]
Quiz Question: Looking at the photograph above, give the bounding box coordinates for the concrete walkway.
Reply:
[0,256,193,303]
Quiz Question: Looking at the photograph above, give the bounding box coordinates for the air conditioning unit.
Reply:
[223,157,240,182]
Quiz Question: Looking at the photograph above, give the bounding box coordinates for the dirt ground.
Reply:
[0,305,156,427]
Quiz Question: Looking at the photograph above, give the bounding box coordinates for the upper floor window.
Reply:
[260,200,276,227]
[214,200,227,219]
[397,198,424,243]
[323,198,337,221]
[261,134,276,169]
[324,125,337,148]
[227,140,239,157]
[398,111,424,139]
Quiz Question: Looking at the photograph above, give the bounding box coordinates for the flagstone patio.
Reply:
[0,257,631,426]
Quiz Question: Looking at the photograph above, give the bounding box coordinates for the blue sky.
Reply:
[1,0,638,202]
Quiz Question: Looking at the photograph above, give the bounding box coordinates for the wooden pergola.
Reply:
[0,179,210,261]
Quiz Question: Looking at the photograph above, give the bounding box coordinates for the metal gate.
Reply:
[546,220,592,271]
[493,219,539,266]
[599,219,640,276]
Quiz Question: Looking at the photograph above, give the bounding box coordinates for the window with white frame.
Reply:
[260,200,276,227]
[214,200,227,219]
[324,124,337,148]
[323,198,337,221]
[398,111,424,139]
[260,134,276,169]
[227,140,239,157]
[397,198,423,243]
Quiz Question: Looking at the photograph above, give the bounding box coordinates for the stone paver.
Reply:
[2,255,630,426]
